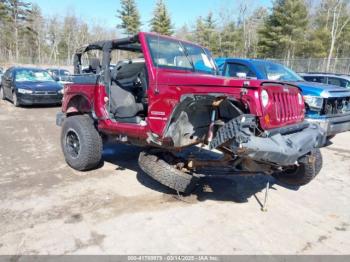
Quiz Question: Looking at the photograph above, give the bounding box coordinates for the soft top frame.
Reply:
[73,34,141,76]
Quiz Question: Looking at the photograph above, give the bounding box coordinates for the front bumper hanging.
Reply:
[306,113,350,137]
[210,115,326,166]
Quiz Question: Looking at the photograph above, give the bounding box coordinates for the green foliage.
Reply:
[302,27,329,58]
[22,4,41,61]
[306,0,350,59]
[258,0,308,59]
[0,0,8,21]
[338,22,350,57]
[0,0,32,60]
[194,13,219,54]
[245,7,269,58]
[0,0,117,64]
[149,0,173,36]
[219,22,242,57]
[175,24,193,41]
[117,0,141,36]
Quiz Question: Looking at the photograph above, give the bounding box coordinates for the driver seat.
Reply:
[83,58,101,74]
[109,61,145,123]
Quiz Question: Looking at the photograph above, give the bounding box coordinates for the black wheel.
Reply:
[12,92,20,107]
[138,150,199,194]
[273,148,323,186]
[61,115,102,171]
[0,87,5,100]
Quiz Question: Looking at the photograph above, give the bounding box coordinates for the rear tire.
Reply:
[273,148,322,186]
[61,115,102,171]
[138,150,199,194]
[12,92,20,107]
[0,87,5,100]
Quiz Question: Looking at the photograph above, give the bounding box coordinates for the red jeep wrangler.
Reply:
[57,32,325,193]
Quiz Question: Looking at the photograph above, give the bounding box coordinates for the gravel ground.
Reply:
[0,99,349,255]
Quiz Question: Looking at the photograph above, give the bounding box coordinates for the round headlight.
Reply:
[297,93,303,105]
[261,90,269,107]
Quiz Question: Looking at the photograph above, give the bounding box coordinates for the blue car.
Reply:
[216,58,350,138]
[300,72,350,89]
[0,67,63,107]
[0,67,4,86]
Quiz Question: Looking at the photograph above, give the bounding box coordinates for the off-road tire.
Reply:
[138,150,199,194]
[0,87,5,100]
[61,115,102,171]
[12,92,20,107]
[313,148,323,175]
[273,148,322,186]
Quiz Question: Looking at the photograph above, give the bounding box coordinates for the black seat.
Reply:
[83,58,101,74]
[109,59,147,120]
[112,59,146,91]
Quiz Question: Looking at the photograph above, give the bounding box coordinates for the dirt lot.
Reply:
[0,100,349,255]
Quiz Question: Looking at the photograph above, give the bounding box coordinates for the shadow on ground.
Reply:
[103,143,299,205]
[0,98,62,109]
[20,104,62,109]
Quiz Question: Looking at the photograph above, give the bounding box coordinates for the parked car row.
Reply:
[47,68,72,85]
[0,67,72,106]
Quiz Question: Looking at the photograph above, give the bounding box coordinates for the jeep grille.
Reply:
[272,92,302,122]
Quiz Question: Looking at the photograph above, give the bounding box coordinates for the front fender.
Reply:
[161,94,244,148]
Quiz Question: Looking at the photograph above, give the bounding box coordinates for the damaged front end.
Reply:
[210,114,326,167]
[156,93,326,176]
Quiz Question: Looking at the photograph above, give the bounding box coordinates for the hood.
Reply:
[16,81,62,91]
[163,71,263,89]
[291,81,350,98]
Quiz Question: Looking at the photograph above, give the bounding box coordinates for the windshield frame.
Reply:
[253,61,304,82]
[146,35,218,75]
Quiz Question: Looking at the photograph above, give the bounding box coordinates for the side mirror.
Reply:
[53,76,60,82]
[236,72,247,78]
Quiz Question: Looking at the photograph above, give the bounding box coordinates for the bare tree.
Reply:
[47,16,61,64]
[326,0,350,70]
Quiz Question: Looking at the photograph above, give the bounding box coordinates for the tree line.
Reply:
[118,0,350,71]
[0,0,117,65]
[1,0,350,70]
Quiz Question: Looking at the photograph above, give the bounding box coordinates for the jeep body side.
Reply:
[216,58,350,138]
[57,33,325,193]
